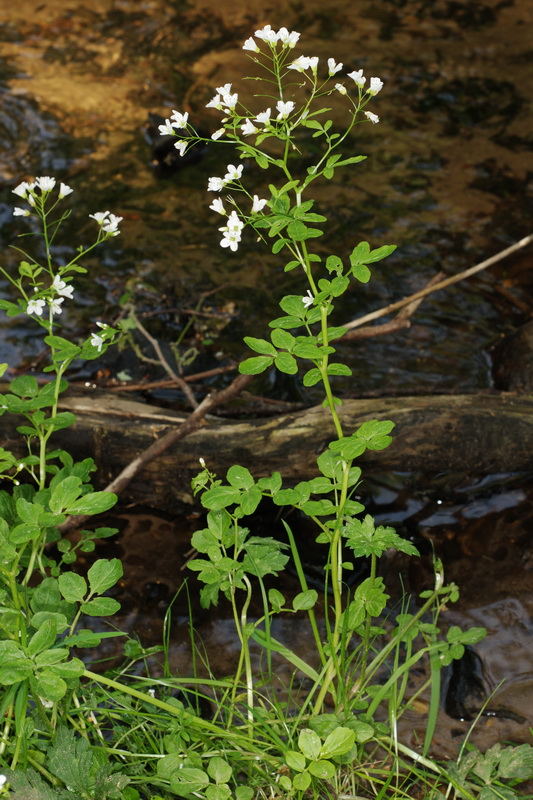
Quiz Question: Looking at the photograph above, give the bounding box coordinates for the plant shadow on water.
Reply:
[1,0,533,788]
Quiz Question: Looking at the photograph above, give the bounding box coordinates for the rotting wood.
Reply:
[3,389,533,512]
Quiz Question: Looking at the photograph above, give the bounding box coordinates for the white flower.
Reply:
[219,211,243,252]
[27,194,36,207]
[102,213,122,235]
[89,211,110,225]
[211,128,225,140]
[209,198,226,215]
[148,688,156,698]
[368,77,383,96]
[364,111,380,124]
[206,94,223,110]
[348,69,366,87]
[158,119,175,136]
[13,207,30,216]
[170,110,189,128]
[255,25,278,43]
[335,83,347,95]
[243,36,260,52]
[0,774,6,787]
[224,211,243,233]
[35,176,56,192]
[308,57,319,72]
[174,140,188,156]
[224,163,244,182]
[52,275,74,298]
[276,100,295,119]
[216,83,233,96]
[221,92,238,110]
[302,290,314,308]
[255,108,271,125]
[90,333,104,351]
[59,182,73,198]
[328,58,343,76]
[208,176,226,192]
[241,119,258,136]
[251,195,267,213]
[13,181,33,199]
[27,298,46,316]
[288,55,312,73]
[277,27,300,47]
[49,297,64,315]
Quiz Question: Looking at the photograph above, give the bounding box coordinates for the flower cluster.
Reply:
[89,210,123,236]
[12,177,73,217]
[243,25,300,50]
[218,211,244,252]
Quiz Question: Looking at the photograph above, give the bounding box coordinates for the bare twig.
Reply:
[128,306,199,408]
[343,271,445,340]
[343,234,533,332]
[57,373,253,535]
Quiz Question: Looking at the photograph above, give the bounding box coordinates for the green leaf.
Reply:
[66,490,117,515]
[170,768,210,795]
[201,485,242,510]
[49,476,83,514]
[81,597,121,616]
[235,788,254,800]
[303,368,322,387]
[88,558,123,595]
[9,522,41,545]
[207,757,232,784]
[309,759,336,779]
[58,571,88,603]
[299,728,321,760]
[286,751,306,772]
[271,328,295,350]
[293,590,318,611]
[43,412,77,431]
[274,352,298,374]
[9,375,39,398]
[47,726,94,793]
[238,355,273,375]
[32,669,67,702]
[327,363,352,376]
[293,772,311,791]
[351,263,371,283]
[268,588,285,611]
[27,618,58,657]
[279,295,307,316]
[272,237,290,254]
[243,336,277,356]
[226,465,255,490]
[321,727,356,758]
[498,744,533,780]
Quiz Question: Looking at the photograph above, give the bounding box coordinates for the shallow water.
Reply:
[1,0,532,399]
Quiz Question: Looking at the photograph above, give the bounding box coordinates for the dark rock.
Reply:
[144,112,208,177]
[492,321,533,391]
[443,646,486,721]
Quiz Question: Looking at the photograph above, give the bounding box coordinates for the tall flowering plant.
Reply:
[158,24,478,744]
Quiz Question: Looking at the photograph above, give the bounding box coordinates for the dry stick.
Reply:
[343,233,533,332]
[128,307,199,409]
[343,271,445,340]
[58,373,253,535]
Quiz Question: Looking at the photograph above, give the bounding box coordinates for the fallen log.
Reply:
[2,390,533,511]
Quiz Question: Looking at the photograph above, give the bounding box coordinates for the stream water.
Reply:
[1,0,533,761]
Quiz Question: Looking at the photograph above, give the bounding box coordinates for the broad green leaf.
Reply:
[498,744,533,780]
[293,590,318,611]
[268,588,285,611]
[9,375,39,398]
[47,726,94,792]
[27,619,58,657]
[235,788,254,800]
[31,669,67,702]
[299,728,321,760]
[88,558,123,595]
[58,571,87,603]
[207,757,232,784]
[33,647,69,667]
[274,352,298,374]
[81,597,121,616]
[286,751,306,772]
[327,363,352,376]
[9,523,41,545]
[49,476,83,514]
[279,295,306,316]
[170,768,210,795]
[293,772,311,791]
[321,727,356,759]
[43,412,77,431]
[206,785,231,800]
[226,465,255,490]
[271,327,295,350]
[238,355,273,375]
[303,368,322,387]
[49,658,85,678]
[201,485,242,511]
[309,760,336,779]
[243,336,277,356]
[66,490,117,515]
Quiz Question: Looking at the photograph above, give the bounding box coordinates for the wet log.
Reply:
[2,390,533,511]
